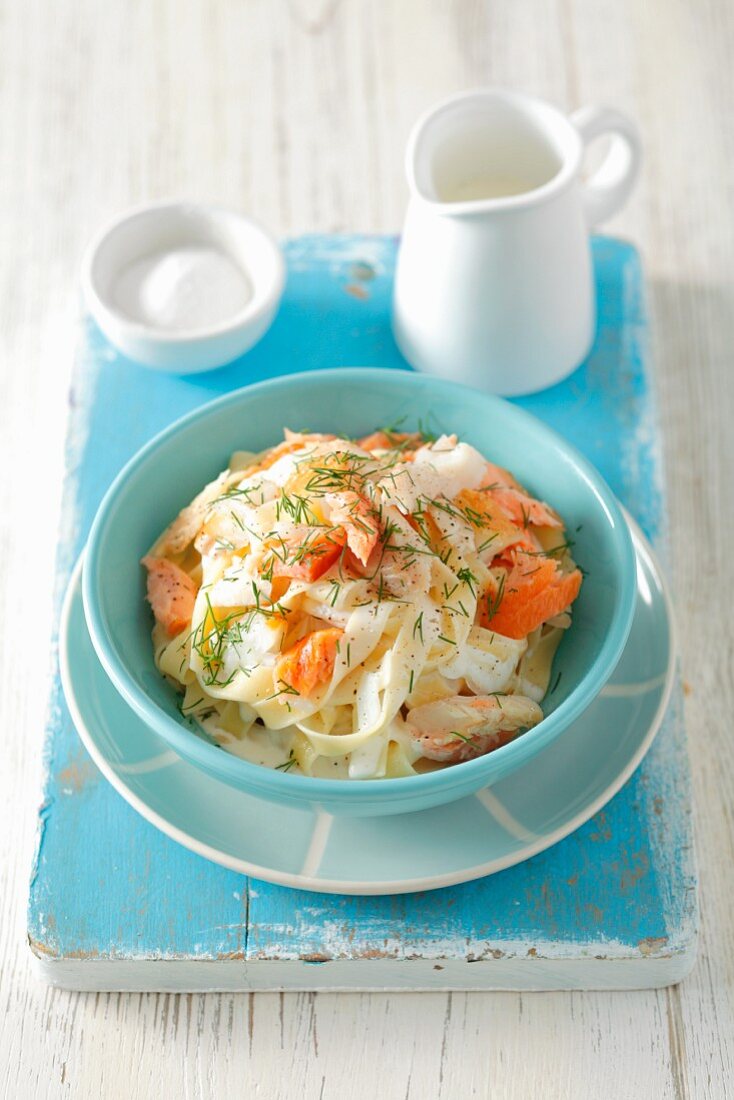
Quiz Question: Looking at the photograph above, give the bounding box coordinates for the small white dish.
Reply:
[82,201,285,373]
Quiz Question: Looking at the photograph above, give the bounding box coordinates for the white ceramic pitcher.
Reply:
[392,89,641,396]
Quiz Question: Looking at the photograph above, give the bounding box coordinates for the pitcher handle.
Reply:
[571,105,642,227]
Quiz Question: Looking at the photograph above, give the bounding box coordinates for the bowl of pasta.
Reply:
[82,368,637,817]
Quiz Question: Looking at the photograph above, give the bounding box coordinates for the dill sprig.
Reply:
[179,696,205,713]
[190,595,244,688]
[484,572,506,624]
[276,490,322,526]
[519,540,576,559]
[275,750,297,772]
[477,533,499,554]
[266,681,301,701]
[214,481,264,506]
[456,566,478,595]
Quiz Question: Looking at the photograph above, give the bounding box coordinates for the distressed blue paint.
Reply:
[28,236,696,974]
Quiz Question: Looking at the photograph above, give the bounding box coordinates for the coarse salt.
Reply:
[112,246,253,332]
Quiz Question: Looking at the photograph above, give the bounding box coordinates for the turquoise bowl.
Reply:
[82,368,637,817]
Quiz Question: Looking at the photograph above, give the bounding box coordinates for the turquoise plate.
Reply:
[61,519,674,895]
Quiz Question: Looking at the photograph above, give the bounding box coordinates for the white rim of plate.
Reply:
[59,515,676,896]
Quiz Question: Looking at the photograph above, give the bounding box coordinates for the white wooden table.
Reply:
[1,1,732,1095]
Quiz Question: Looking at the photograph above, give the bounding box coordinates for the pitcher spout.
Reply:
[405,88,579,214]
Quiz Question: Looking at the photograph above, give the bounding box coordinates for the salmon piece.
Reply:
[479,464,562,529]
[323,491,381,566]
[239,430,333,479]
[482,461,521,490]
[250,432,332,475]
[406,694,543,763]
[269,526,347,582]
[251,440,306,473]
[142,556,198,637]
[454,488,535,555]
[480,555,582,639]
[156,470,232,556]
[484,486,562,530]
[276,627,343,696]
[357,430,421,452]
[269,575,291,602]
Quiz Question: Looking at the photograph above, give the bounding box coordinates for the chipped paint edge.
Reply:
[27,317,100,934]
[29,948,698,993]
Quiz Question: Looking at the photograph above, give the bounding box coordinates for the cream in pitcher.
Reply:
[392,89,641,396]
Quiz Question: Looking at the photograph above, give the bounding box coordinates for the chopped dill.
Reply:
[266,681,301,701]
[520,540,576,559]
[456,566,477,595]
[477,533,499,554]
[179,696,204,714]
[417,415,440,442]
[276,490,321,526]
[381,414,407,435]
[484,572,506,623]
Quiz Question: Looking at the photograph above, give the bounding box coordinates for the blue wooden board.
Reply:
[28,235,697,991]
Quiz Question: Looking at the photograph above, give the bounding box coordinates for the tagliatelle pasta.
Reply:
[142,427,583,779]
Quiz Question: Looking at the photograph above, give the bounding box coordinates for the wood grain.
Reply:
[1,0,732,1096]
